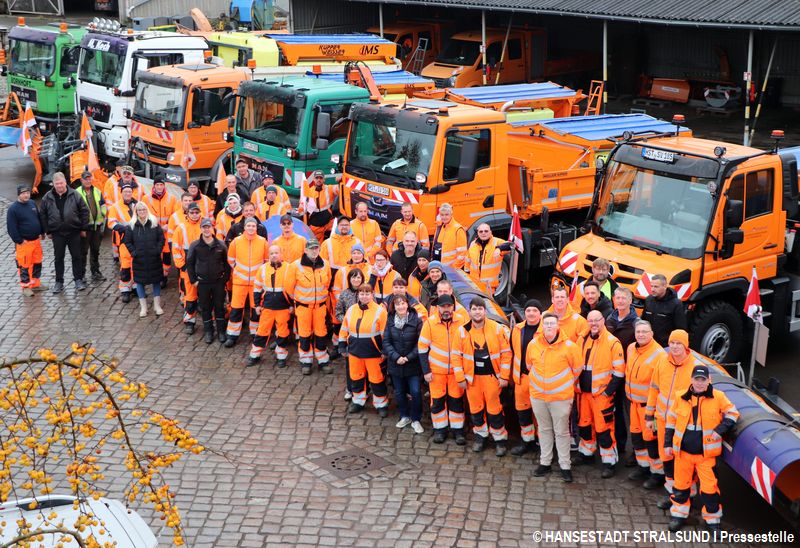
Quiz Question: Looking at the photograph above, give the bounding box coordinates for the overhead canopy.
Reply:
[353,0,800,30]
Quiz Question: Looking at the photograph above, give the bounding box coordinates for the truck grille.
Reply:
[350,190,402,232]
[78,98,110,124]
[432,78,449,88]
[144,142,174,161]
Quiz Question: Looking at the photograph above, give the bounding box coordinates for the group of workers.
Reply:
[7,163,737,532]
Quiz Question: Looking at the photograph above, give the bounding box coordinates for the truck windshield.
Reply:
[79,48,125,88]
[236,96,304,149]
[133,81,185,129]
[595,161,716,260]
[435,39,480,66]
[9,39,55,78]
[347,116,435,189]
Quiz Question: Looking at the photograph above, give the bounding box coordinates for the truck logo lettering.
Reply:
[243,141,258,152]
[360,45,380,56]
[641,148,675,163]
[319,44,345,57]
[367,183,389,196]
[86,39,111,52]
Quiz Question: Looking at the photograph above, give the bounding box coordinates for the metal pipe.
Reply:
[744,30,754,146]
[750,38,778,142]
[379,3,384,38]
[288,0,295,34]
[602,20,608,113]
[481,10,487,86]
[500,101,516,112]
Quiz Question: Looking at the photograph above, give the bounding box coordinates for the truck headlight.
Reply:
[112,139,127,148]
[446,76,458,87]
[166,152,175,162]
[38,122,46,131]
[330,154,340,164]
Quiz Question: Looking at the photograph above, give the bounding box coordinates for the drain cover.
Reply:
[311,448,392,479]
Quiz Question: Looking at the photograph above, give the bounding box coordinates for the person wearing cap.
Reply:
[665,364,739,533]
[143,180,177,282]
[285,237,333,374]
[106,184,137,301]
[454,297,512,456]
[124,202,165,318]
[419,293,467,445]
[187,217,230,344]
[234,157,263,197]
[7,184,46,296]
[407,249,430,301]
[350,201,383,263]
[465,223,512,296]
[298,169,338,242]
[507,299,543,456]
[76,170,107,282]
[386,202,429,254]
[214,193,243,241]
[185,179,213,221]
[103,164,142,210]
[224,201,268,246]
[225,216,269,346]
[272,214,307,264]
[419,259,446,309]
[248,244,291,366]
[215,174,249,216]
[251,171,291,217]
[390,231,421,281]
[645,329,695,508]
[431,202,467,269]
[172,203,205,332]
[428,279,469,325]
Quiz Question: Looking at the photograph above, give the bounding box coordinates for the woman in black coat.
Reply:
[383,295,424,434]
[124,202,165,318]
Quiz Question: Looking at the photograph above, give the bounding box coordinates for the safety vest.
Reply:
[215,208,243,240]
[547,303,589,342]
[339,300,387,358]
[273,233,307,264]
[321,233,362,271]
[227,233,269,287]
[575,328,625,396]
[107,199,135,247]
[189,193,213,221]
[76,185,105,226]
[407,269,427,300]
[645,353,695,425]
[526,331,581,402]
[253,261,290,310]
[465,237,508,293]
[510,322,539,384]
[431,219,467,268]
[667,388,739,458]
[171,218,202,269]
[331,261,371,304]
[285,255,331,306]
[625,339,666,404]
[251,185,291,214]
[299,182,337,226]
[350,217,384,262]
[167,209,188,240]
[258,199,291,220]
[143,192,177,230]
[455,319,511,384]
[386,216,429,251]
[103,176,143,206]
[419,315,462,376]
[369,267,402,304]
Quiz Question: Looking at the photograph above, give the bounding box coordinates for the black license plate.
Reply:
[10,85,37,106]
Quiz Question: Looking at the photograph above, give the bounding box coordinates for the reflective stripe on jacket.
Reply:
[645,353,695,425]
[339,301,387,358]
[527,330,581,402]
[667,387,739,457]
[625,339,665,404]
[575,329,625,396]
[454,319,511,384]
[419,315,462,376]
[227,233,268,286]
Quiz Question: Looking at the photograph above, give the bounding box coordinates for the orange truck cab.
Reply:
[553,129,800,363]
[129,63,249,191]
[366,21,453,71]
[338,87,682,295]
[421,28,599,88]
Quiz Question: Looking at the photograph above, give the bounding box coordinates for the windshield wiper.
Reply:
[349,163,380,182]
[636,242,664,256]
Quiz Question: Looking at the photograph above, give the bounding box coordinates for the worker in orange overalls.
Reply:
[104,166,142,259]
[465,223,512,295]
[427,277,469,325]
[298,170,338,242]
[572,310,625,478]
[454,297,512,456]
[368,249,402,305]
[225,217,269,346]
[350,201,383,262]
[507,299,543,456]
[386,202,429,252]
[547,285,589,342]
[340,283,389,415]
[7,185,46,295]
[186,180,213,221]
[167,193,193,241]
[107,184,137,302]
[172,203,203,333]
[248,244,292,368]
[143,179,178,280]
[645,329,695,510]
[419,294,466,446]
[272,214,307,264]
[321,216,361,281]
[330,242,371,359]
[214,193,244,241]
[626,319,667,485]
[250,171,290,217]
[285,238,332,375]
[664,364,738,533]
[431,202,467,269]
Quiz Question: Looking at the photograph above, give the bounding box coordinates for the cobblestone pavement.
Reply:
[0,197,790,548]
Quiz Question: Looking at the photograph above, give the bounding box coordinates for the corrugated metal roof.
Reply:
[306,70,432,85]
[513,114,688,141]
[447,82,576,103]
[358,0,800,29]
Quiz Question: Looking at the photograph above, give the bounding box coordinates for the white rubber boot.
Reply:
[138,298,148,318]
[153,296,164,316]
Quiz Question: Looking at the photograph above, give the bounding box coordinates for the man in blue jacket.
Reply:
[6,185,47,297]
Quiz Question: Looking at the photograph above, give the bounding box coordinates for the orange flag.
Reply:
[17,103,36,155]
[87,138,101,173]
[216,162,227,195]
[80,113,93,141]
[180,133,197,171]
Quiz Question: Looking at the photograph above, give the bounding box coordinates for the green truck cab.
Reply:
[4,22,86,137]
[233,76,370,196]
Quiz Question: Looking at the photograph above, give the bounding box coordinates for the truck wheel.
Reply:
[689,300,743,364]
[493,260,510,299]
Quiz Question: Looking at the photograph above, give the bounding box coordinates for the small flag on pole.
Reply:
[215,163,227,195]
[180,133,197,171]
[17,103,36,155]
[509,205,524,253]
[744,266,763,324]
[87,138,101,174]
[80,113,93,140]
[569,271,579,301]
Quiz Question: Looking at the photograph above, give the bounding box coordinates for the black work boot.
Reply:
[571,454,595,466]
[432,429,447,444]
[668,518,686,532]
[656,495,672,510]
[224,336,237,348]
[453,430,467,446]
[510,440,536,456]
[472,436,487,453]
[203,321,214,344]
[601,464,616,479]
[628,466,651,481]
[184,322,196,335]
[643,474,666,490]
[533,464,552,477]
[495,441,507,457]
[121,291,131,303]
[216,321,227,343]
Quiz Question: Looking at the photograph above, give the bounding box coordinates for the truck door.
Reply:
[58,45,81,114]
[530,31,546,80]
[129,52,183,90]
[310,101,355,182]
[504,37,525,83]
[189,86,234,167]
[714,168,780,281]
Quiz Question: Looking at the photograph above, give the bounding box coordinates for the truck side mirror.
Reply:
[201,90,213,125]
[456,136,479,183]
[724,199,744,230]
[720,198,744,259]
[0,65,6,77]
[315,138,329,151]
[316,111,331,139]
[228,115,235,129]
[123,108,131,119]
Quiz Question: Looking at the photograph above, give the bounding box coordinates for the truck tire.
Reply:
[209,149,234,197]
[689,300,743,364]
[493,258,510,299]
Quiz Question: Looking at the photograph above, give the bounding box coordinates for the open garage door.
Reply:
[8,0,65,16]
